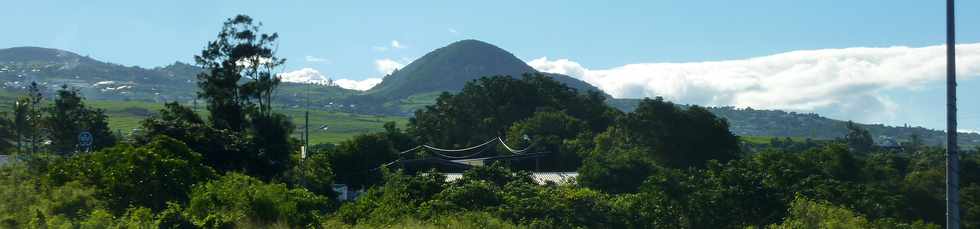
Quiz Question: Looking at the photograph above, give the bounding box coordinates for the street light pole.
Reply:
[945,0,960,228]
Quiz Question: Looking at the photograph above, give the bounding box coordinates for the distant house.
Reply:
[332,184,365,202]
[0,155,10,167]
[876,136,903,151]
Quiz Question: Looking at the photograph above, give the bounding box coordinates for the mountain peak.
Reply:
[444,39,500,49]
[365,40,541,99]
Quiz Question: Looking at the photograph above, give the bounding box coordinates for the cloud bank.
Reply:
[278,68,330,84]
[334,78,382,91]
[529,43,980,122]
[278,68,381,91]
[375,58,406,75]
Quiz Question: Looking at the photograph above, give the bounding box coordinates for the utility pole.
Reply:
[945,0,960,228]
[15,100,21,152]
[305,82,311,150]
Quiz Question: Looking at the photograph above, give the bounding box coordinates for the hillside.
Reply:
[609,98,980,147]
[0,46,362,110]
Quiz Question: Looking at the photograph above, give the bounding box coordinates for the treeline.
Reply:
[1,14,979,228]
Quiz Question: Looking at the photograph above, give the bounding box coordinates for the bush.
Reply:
[334,169,446,225]
[285,151,336,198]
[47,136,215,212]
[185,173,331,228]
[769,195,939,229]
[0,162,107,227]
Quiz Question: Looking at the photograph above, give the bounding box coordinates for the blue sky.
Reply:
[2,0,979,132]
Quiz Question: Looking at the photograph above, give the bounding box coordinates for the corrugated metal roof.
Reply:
[443,172,578,185]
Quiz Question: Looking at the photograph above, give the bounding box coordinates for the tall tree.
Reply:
[844,121,873,153]
[616,97,741,169]
[193,14,294,179]
[195,14,285,131]
[409,73,617,148]
[44,85,116,154]
[0,113,14,152]
[25,82,44,154]
[137,102,249,172]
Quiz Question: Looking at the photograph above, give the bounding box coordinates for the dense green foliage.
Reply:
[0,112,14,152]
[506,110,592,171]
[770,195,939,228]
[137,102,249,172]
[185,173,332,228]
[48,136,214,212]
[328,122,415,189]
[409,73,617,152]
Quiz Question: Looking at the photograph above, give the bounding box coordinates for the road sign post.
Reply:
[78,131,93,152]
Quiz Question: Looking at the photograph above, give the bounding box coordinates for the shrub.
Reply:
[185,173,331,228]
[769,195,938,229]
[47,136,215,211]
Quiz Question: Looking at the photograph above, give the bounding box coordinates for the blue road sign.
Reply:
[78,131,93,147]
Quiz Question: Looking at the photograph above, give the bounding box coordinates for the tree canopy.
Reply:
[409,73,618,149]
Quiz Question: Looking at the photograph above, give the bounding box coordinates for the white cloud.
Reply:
[278,68,330,84]
[960,129,980,134]
[448,28,459,35]
[374,40,406,52]
[375,58,406,75]
[334,78,382,91]
[305,55,330,63]
[279,68,382,91]
[529,43,980,122]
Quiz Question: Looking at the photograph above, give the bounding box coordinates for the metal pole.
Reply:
[305,82,310,148]
[946,0,960,227]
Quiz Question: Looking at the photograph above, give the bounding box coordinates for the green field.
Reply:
[0,90,409,144]
[91,100,408,144]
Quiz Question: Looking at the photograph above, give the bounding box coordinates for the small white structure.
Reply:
[0,155,10,167]
[333,184,349,201]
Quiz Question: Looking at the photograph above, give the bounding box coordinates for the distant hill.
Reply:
[0,46,359,110]
[366,40,603,100]
[0,46,198,102]
[609,98,980,147]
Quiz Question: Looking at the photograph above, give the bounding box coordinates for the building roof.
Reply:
[443,172,578,185]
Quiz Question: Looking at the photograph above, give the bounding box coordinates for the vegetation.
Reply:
[1,14,978,229]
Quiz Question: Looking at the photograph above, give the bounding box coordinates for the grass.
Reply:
[91,100,408,144]
[396,91,442,112]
